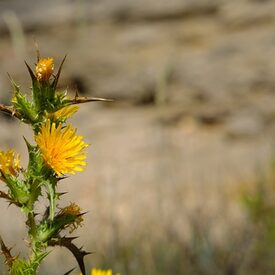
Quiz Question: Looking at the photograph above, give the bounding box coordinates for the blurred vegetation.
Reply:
[241,162,275,275]
[80,162,275,275]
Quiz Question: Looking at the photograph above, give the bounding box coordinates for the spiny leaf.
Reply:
[7,72,21,96]
[24,137,44,177]
[48,236,91,275]
[0,104,20,119]
[10,258,30,275]
[0,191,12,200]
[31,251,51,271]
[0,235,15,269]
[12,92,36,123]
[0,191,22,207]
[8,75,37,123]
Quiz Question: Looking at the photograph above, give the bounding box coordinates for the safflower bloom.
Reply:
[35,58,54,81]
[0,150,20,176]
[35,120,88,176]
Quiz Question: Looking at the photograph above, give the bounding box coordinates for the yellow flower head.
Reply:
[52,105,79,121]
[0,150,20,177]
[79,269,120,275]
[60,202,83,233]
[35,58,54,82]
[89,269,120,275]
[35,120,88,176]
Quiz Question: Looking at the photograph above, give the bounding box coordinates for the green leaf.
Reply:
[10,78,37,124]
[29,251,50,273]
[45,180,58,221]
[24,138,44,178]
[11,259,30,275]
[5,176,30,205]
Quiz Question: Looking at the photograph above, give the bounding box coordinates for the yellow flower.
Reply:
[52,105,79,121]
[60,202,83,233]
[79,269,121,275]
[35,120,88,176]
[35,57,54,81]
[0,150,20,177]
[91,269,112,275]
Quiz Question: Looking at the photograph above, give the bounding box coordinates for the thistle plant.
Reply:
[0,54,109,275]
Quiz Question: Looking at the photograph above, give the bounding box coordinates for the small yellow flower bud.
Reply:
[60,202,84,233]
[35,58,54,82]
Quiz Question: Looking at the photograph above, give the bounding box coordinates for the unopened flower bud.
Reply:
[35,58,54,82]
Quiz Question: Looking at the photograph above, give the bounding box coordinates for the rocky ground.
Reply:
[0,0,275,274]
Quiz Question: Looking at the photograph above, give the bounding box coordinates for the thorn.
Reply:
[63,236,79,241]
[57,176,68,181]
[6,72,13,83]
[23,136,29,144]
[52,55,67,90]
[23,136,32,151]
[83,251,93,256]
[6,72,20,92]
[64,267,76,275]
[24,61,36,81]
[8,245,16,253]
[77,211,88,217]
[71,96,114,104]
[57,192,68,198]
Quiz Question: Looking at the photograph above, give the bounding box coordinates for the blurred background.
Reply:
[0,0,275,274]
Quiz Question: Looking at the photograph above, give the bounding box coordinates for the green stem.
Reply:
[46,180,57,221]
